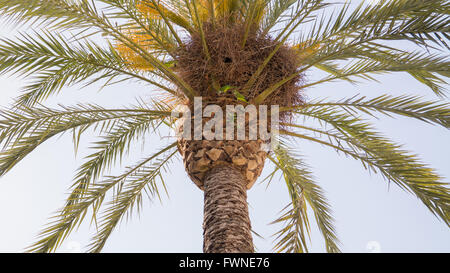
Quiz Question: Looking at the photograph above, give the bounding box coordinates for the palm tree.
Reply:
[0,0,448,253]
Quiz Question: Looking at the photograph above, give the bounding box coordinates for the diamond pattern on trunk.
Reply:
[178,139,267,190]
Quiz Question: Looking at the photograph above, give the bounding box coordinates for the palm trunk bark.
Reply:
[202,164,253,253]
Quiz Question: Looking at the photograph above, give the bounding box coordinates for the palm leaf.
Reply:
[66,110,167,213]
[0,0,96,30]
[255,0,449,102]
[284,107,450,226]
[284,94,450,129]
[26,142,177,252]
[269,142,341,253]
[0,31,180,106]
[0,104,170,176]
[87,146,178,252]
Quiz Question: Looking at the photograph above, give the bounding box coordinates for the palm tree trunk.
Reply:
[202,164,253,253]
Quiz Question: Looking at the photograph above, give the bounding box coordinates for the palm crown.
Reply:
[0,0,449,253]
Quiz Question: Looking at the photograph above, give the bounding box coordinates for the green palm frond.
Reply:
[302,51,449,96]
[244,0,326,96]
[66,109,167,212]
[100,0,183,51]
[26,142,177,253]
[255,0,449,102]
[308,1,450,59]
[270,181,310,253]
[284,94,450,129]
[268,142,340,253]
[0,0,96,30]
[0,31,177,106]
[87,146,178,252]
[283,107,450,226]
[0,104,170,176]
[0,0,197,99]
[308,0,450,49]
[261,0,297,35]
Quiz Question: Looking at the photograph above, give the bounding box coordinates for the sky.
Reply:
[0,0,449,253]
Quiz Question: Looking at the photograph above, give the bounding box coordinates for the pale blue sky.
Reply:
[0,0,449,253]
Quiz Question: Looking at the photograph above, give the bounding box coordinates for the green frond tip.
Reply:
[280,0,450,97]
[0,0,96,30]
[26,142,178,253]
[0,31,169,107]
[0,104,171,177]
[285,94,450,129]
[268,142,341,253]
[65,109,169,214]
[304,51,449,97]
[285,107,450,227]
[87,147,178,253]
